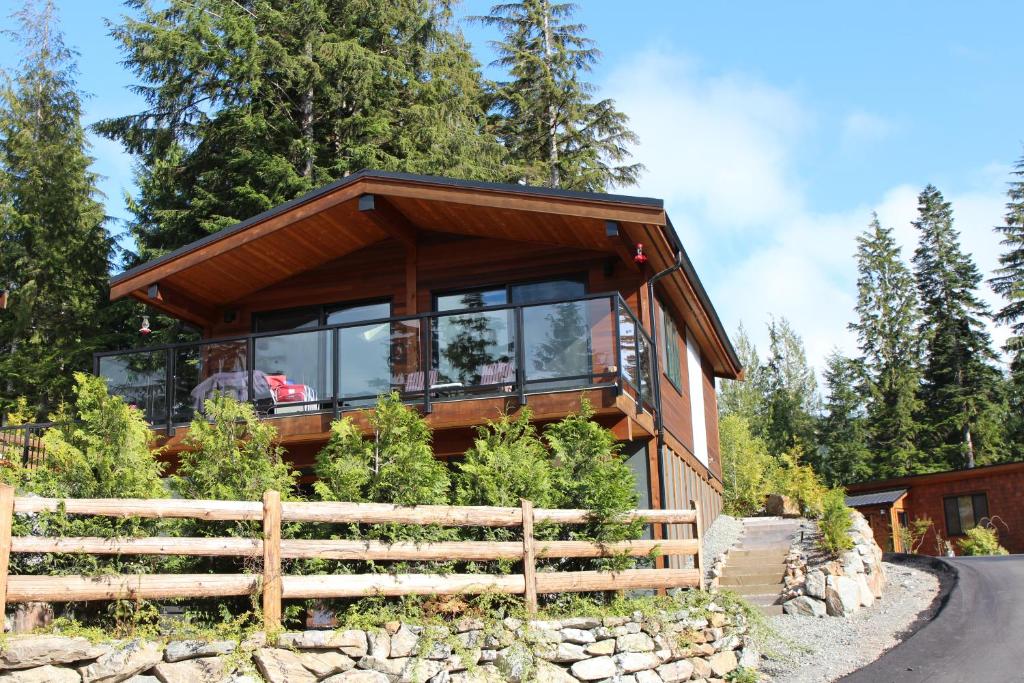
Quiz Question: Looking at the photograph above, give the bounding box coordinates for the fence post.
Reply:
[0,485,14,621]
[521,498,538,614]
[690,499,704,591]
[262,490,282,633]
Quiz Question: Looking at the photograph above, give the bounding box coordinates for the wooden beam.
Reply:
[134,282,218,328]
[358,194,419,246]
[405,244,418,314]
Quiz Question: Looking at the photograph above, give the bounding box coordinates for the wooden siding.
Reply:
[661,447,722,569]
[702,356,722,480]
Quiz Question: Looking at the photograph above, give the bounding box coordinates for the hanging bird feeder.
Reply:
[633,243,648,266]
[0,290,7,310]
[139,315,152,335]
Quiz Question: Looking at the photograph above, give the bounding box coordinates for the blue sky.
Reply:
[2,1,1021,372]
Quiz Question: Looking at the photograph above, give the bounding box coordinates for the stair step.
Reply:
[719,574,784,586]
[727,583,785,596]
[721,565,787,575]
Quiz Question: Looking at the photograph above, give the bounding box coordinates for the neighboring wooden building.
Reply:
[846,461,1024,555]
[91,171,742,539]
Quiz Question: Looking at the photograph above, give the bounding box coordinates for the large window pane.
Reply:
[326,301,391,325]
[436,289,506,312]
[434,309,513,389]
[339,322,395,404]
[98,351,167,425]
[254,330,331,413]
[174,340,251,423]
[510,279,584,305]
[522,300,591,386]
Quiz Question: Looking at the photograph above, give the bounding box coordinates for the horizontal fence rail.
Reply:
[0,486,703,630]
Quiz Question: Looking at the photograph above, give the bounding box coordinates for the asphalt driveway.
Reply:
[841,554,1024,683]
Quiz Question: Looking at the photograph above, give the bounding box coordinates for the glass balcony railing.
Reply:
[93,293,657,431]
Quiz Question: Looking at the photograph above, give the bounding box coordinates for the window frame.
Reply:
[431,274,587,312]
[942,492,990,537]
[660,303,683,393]
[252,297,392,332]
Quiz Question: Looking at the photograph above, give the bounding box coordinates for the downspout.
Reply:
[645,250,685,542]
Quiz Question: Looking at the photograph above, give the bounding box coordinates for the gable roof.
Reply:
[109,170,741,378]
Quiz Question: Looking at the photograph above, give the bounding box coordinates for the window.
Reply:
[661,306,682,391]
[943,493,989,536]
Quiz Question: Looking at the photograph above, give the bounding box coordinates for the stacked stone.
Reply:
[0,608,759,683]
[706,549,730,591]
[782,509,887,618]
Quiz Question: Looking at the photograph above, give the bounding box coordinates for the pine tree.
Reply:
[816,352,871,485]
[98,0,510,263]
[990,151,1024,456]
[761,317,819,456]
[912,185,1006,469]
[476,0,642,191]
[849,215,924,477]
[0,1,116,418]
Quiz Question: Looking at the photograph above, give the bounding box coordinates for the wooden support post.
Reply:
[0,484,14,621]
[521,499,538,614]
[690,499,704,591]
[262,490,282,633]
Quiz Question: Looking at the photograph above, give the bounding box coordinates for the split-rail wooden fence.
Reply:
[0,485,702,631]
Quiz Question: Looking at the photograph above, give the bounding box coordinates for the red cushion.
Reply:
[274,384,308,402]
[266,374,287,390]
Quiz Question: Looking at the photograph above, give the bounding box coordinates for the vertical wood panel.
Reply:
[262,490,282,632]
[521,499,537,613]
[0,484,13,621]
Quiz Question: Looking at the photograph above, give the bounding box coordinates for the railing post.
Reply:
[690,498,704,591]
[247,339,256,410]
[332,329,340,419]
[514,307,526,406]
[634,323,643,411]
[21,429,30,468]
[0,484,14,622]
[521,498,537,614]
[165,348,174,436]
[421,318,432,415]
[262,490,282,633]
[612,297,623,396]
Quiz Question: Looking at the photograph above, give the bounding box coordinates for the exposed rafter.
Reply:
[358,194,419,246]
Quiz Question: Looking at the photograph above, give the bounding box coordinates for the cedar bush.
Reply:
[817,487,855,555]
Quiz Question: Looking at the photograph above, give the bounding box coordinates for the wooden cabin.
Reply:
[98,171,742,537]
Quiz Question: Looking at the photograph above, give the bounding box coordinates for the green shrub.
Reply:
[315,393,450,506]
[454,408,553,508]
[818,488,854,555]
[720,414,774,516]
[13,374,170,579]
[174,395,298,502]
[546,400,642,568]
[958,526,1009,556]
[766,446,828,517]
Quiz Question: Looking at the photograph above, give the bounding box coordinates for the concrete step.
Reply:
[720,565,788,576]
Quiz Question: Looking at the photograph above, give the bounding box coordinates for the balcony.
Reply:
[93,293,656,436]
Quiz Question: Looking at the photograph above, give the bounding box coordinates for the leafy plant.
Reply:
[818,488,854,555]
[174,395,298,502]
[720,414,774,516]
[315,393,450,507]
[454,408,553,508]
[958,525,1009,556]
[897,516,933,554]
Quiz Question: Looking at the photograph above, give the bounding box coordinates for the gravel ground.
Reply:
[701,513,744,580]
[760,559,942,683]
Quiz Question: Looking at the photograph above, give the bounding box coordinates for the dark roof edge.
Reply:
[110,170,664,286]
[662,216,742,377]
[847,460,1024,491]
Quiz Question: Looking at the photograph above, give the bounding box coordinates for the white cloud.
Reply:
[840,110,894,149]
[605,50,1011,376]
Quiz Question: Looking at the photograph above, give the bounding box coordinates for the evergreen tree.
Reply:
[850,215,924,476]
[761,317,819,456]
[816,352,871,485]
[717,322,767,428]
[0,1,116,418]
[476,0,642,190]
[912,185,1006,469]
[99,0,510,263]
[990,151,1024,456]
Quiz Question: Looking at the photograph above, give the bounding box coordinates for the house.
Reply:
[846,461,1024,555]
[48,171,739,545]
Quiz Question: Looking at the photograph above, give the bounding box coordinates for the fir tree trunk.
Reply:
[300,38,314,179]
[541,1,559,188]
[963,423,975,469]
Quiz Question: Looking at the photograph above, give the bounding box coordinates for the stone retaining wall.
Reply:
[0,607,758,683]
[782,509,887,618]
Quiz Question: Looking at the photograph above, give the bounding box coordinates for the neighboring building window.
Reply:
[943,493,989,536]
[661,307,682,391]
